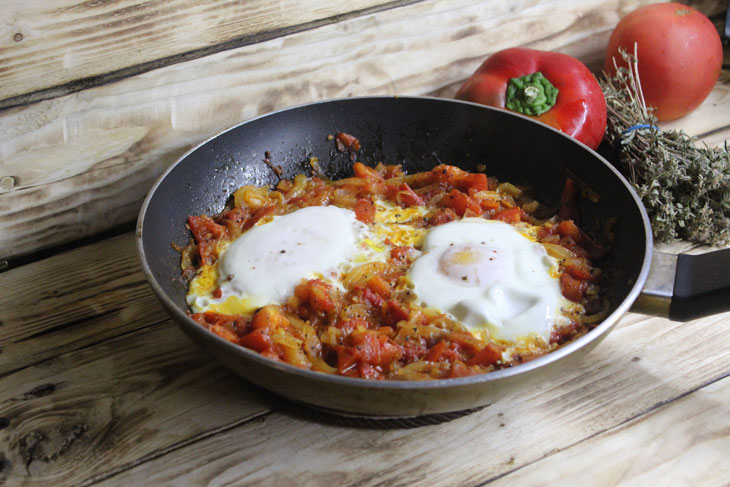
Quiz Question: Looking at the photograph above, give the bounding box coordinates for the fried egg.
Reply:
[186,202,430,315]
[188,201,575,348]
[407,219,574,343]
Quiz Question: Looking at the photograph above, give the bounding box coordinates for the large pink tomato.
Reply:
[604,2,723,121]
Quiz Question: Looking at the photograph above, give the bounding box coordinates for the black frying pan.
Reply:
[137,96,652,418]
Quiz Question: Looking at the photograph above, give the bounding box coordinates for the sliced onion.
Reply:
[542,242,577,259]
[522,200,540,214]
[497,182,522,197]
[583,299,610,324]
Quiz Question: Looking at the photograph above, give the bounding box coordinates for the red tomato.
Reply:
[187,215,227,265]
[604,3,723,121]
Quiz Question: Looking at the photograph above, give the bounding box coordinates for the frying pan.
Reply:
[137,96,655,418]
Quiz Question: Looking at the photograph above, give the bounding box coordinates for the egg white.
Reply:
[187,204,396,315]
[407,218,575,343]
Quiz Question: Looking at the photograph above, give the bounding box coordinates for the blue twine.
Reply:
[621,123,659,135]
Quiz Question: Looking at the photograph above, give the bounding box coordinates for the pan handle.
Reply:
[632,248,730,321]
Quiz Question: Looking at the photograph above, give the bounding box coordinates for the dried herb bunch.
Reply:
[600,50,730,246]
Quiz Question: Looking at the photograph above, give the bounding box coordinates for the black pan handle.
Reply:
[632,248,730,321]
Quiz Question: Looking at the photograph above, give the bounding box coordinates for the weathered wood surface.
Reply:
[0,0,403,106]
[0,227,728,486]
[5,0,726,260]
[487,376,730,486]
[0,233,168,376]
[2,1,730,485]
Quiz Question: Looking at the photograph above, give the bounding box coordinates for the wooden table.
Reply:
[1,1,729,485]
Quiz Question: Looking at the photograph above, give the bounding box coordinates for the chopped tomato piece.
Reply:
[366,275,391,297]
[335,132,361,151]
[449,360,479,378]
[447,331,483,355]
[382,300,410,326]
[455,172,488,192]
[492,206,525,223]
[336,330,402,377]
[537,224,556,240]
[563,258,593,280]
[353,198,376,224]
[476,195,502,212]
[556,220,580,239]
[353,162,382,180]
[240,328,276,354]
[424,340,463,362]
[352,331,402,366]
[192,314,249,346]
[294,279,337,314]
[466,344,502,366]
[431,165,487,192]
[395,182,425,207]
[390,246,413,262]
[431,164,467,188]
[215,207,250,237]
[560,272,589,302]
[188,215,227,265]
[244,205,276,230]
[359,286,384,307]
[251,305,290,330]
[441,189,481,217]
[208,324,240,344]
[427,207,458,226]
[336,318,369,334]
[558,236,591,258]
[400,336,428,362]
[309,280,337,313]
[424,341,447,362]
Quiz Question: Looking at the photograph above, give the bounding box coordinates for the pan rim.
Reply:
[136,95,653,392]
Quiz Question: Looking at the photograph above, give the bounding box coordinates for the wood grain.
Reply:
[0,233,167,376]
[0,0,668,260]
[1,225,728,485]
[487,375,730,487]
[0,0,403,105]
[91,312,730,486]
[0,321,271,487]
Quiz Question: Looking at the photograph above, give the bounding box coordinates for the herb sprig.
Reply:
[600,49,730,246]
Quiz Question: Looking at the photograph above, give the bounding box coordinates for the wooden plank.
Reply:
[88,311,730,486]
[0,0,402,104]
[0,233,168,376]
[0,322,271,487]
[487,375,730,487]
[2,277,727,487]
[0,0,672,260]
